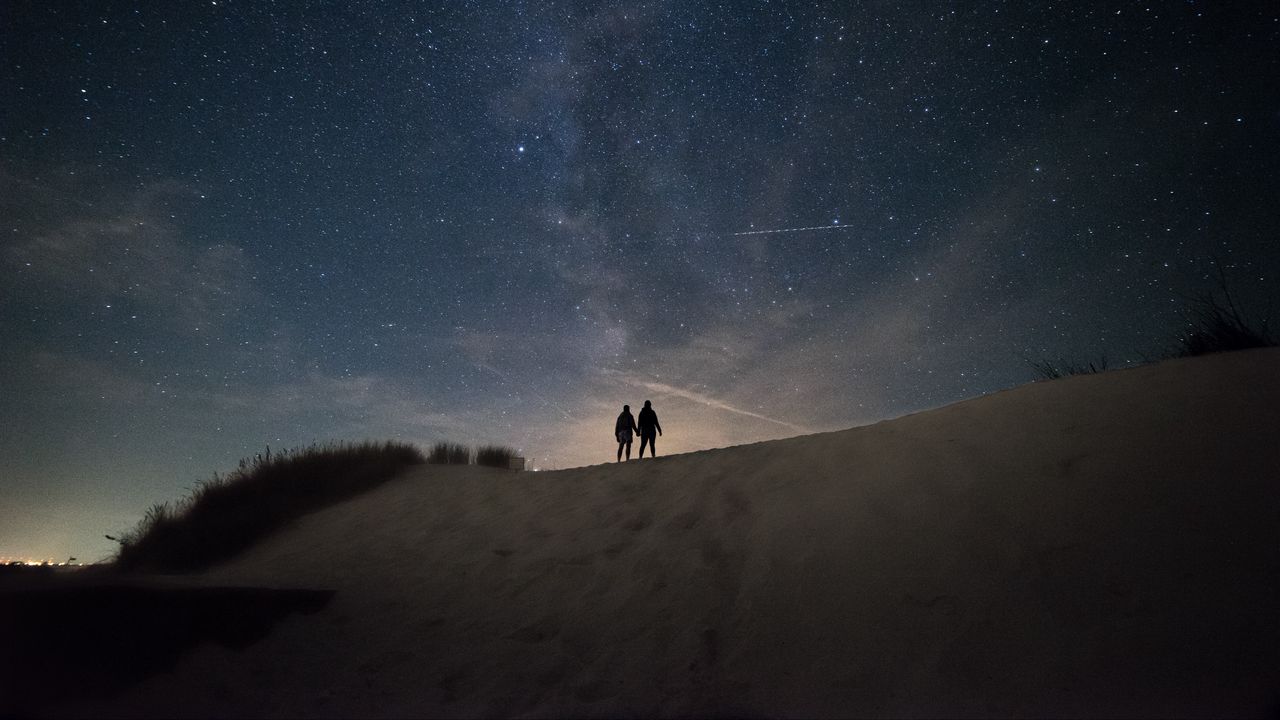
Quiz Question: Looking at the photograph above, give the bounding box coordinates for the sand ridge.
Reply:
[54,348,1280,717]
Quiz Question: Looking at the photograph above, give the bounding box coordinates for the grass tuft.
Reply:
[1022,268,1274,380]
[427,442,471,465]
[475,445,519,468]
[1174,268,1274,357]
[1026,356,1109,381]
[113,441,425,573]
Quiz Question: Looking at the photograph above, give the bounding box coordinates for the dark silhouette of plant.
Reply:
[112,441,425,573]
[1025,355,1109,381]
[475,445,519,468]
[427,442,471,465]
[1021,266,1274,379]
[1174,266,1274,357]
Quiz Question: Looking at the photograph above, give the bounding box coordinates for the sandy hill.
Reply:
[55,349,1280,717]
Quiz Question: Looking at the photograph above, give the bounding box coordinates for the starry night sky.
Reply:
[2,1,1277,561]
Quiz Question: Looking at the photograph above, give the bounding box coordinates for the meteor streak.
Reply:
[731,223,855,236]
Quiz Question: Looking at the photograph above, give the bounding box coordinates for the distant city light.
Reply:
[0,557,89,567]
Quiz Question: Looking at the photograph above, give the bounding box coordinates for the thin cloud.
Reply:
[4,179,256,332]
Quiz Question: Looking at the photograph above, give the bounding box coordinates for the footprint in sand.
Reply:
[573,678,622,702]
[507,621,559,644]
[358,648,415,673]
[721,486,752,519]
[623,512,653,532]
[668,510,700,532]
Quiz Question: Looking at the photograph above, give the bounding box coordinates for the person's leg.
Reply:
[625,439,632,460]
[650,435,657,457]
[617,441,624,462]
[639,434,651,458]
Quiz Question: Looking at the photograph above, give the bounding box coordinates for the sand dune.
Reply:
[51,349,1280,717]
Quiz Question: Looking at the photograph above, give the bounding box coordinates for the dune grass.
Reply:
[475,444,519,468]
[113,441,426,573]
[426,442,520,468]
[1174,274,1274,357]
[427,441,472,465]
[1026,356,1109,381]
[1026,269,1273,380]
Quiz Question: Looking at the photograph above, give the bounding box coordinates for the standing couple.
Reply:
[615,400,662,461]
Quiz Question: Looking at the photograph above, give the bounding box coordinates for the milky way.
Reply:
[2,2,1277,560]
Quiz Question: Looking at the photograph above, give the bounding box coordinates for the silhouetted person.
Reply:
[615,404,638,461]
[637,399,662,458]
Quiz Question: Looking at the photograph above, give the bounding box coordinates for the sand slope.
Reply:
[69,349,1280,717]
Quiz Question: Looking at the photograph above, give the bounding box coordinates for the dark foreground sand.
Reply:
[5,349,1278,718]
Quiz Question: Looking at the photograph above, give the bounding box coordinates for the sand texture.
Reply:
[42,349,1280,717]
